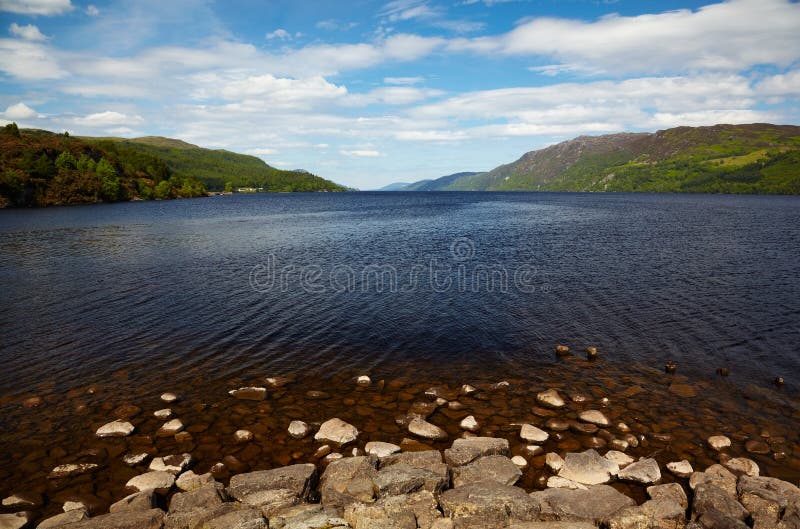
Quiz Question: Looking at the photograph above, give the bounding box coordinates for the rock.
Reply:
[459,416,479,432]
[356,375,371,386]
[578,410,610,427]
[648,483,688,509]
[169,482,227,512]
[315,418,359,445]
[365,442,401,458]
[546,418,570,431]
[407,417,447,441]
[320,456,379,510]
[234,430,253,443]
[288,420,311,439]
[0,512,32,529]
[737,475,800,529]
[22,396,43,408]
[520,424,549,443]
[530,485,635,521]
[56,509,164,529]
[174,431,193,444]
[556,345,570,355]
[546,453,565,473]
[48,463,98,479]
[154,408,172,419]
[707,435,731,451]
[745,440,771,454]
[323,453,344,464]
[618,458,661,484]
[690,465,738,497]
[157,419,184,436]
[123,453,150,466]
[228,464,317,504]
[440,481,538,526]
[557,449,619,485]
[692,483,749,521]
[149,453,192,475]
[509,523,594,529]
[512,455,528,469]
[607,497,686,529]
[95,419,135,437]
[668,383,697,398]
[37,509,89,528]
[374,463,448,496]
[667,460,693,478]
[1,493,42,508]
[609,439,629,452]
[451,455,522,487]
[381,451,448,485]
[109,490,156,513]
[200,508,266,529]
[697,509,749,529]
[126,470,176,493]
[161,392,178,403]
[344,491,441,529]
[444,437,510,467]
[175,470,214,491]
[547,477,588,490]
[63,501,87,512]
[605,451,634,468]
[228,387,267,401]
[525,445,544,457]
[723,457,759,477]
[461,384,478,395]
[537,389,566,408]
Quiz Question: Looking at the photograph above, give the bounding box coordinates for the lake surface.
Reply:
[1,191,799,393]
[2,191,800,515]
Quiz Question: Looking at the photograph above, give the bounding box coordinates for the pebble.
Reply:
[547,476,587,490]
[511,455,528,469]
[459,415,480,432]
[537,389,566,408]
[460,384,478,395]
[586,346,598,359]
[95,419,135,437]
[288,420,312,439]
[520,424,549,443]
[22,396,44,408]
[149,453,192,475]
[556,345,570,355]
[667,460,694,478]
[604,450,634,467]
[356,375,371,386]
[123,453,151,466]
[228,387,267,401]
[160,392,178,403]
[578,410,610,427]
[234,430,253,443]
[525,445,544,457]
[723,457,759,477]
[546,452,564,473]
[365,441,401,458]
[158,418,184,436]
[315,418,359,445]
[707,435,731,451]
[154,408,172,419]
[609,439,629,452]
[126,470,175,492]
[408,417,448,441]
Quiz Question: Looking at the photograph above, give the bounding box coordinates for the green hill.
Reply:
[88,136,346,193]
[439,124,800,194]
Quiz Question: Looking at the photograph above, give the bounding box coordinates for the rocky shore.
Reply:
[1,375,799,529]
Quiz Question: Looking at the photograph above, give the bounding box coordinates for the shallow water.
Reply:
[0,191,799,517]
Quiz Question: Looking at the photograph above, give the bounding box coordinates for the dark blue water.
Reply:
[1,192,799,395]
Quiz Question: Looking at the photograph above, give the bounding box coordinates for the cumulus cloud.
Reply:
[0,39,65,79]
[345,86,445,106]
[4,102,37,119]
[0,0,73,15]
[72,111,144,127]
[265,28,291,40]
[9,23,49,41]
[85,4,99,16]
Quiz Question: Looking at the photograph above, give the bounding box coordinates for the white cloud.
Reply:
[72,110,144,127]
[384,76,424,85]
[9,23,48,41]
[315,19,358,31]
[345,86,444,106]
[85,4,99,16]
[756,69,800,97]
[0,0,72,15]
[265,28,291,40]
[4,102,37,119]
[448,0,800,74]
[379,0,485,33]
[340,149,382,157]
[246,147,279,155]
[0,39,65,79]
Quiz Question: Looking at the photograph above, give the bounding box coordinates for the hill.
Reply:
[0,124,206,207]
[440,124,800,194]
[87,136,346,193]
[377,182,412,191]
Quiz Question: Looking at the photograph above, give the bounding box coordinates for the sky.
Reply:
[0,0,799,189]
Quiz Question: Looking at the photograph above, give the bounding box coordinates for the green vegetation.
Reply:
[405,124,800,195]
[1,126,206,207]
[101,136,345,193]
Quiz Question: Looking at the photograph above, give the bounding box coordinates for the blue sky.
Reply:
[1,0,799,189]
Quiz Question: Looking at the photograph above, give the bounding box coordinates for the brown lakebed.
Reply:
[1,353,798,521]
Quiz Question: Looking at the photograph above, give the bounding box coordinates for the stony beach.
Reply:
[1,351,799,529]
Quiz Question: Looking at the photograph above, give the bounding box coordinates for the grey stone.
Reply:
[444,437,510,467]
[2,493,42,508]
[737,475,800,529]
[373,463,447,496]
[228,464,317,504]
[175,470,214,492]
[690,465,738,497]
[529,485,635,522]
[607,498,686,529]
[723,458,759,477]
[365,442,400,458]
[126,471,175,493]
[315,419,359,445]
[509,523,595,529]
[407,417,447,441]
[692,483,749,522]
[605,451,634,468]
[344,491,442,529]
[288,421,311,440]
[667,460,693,478]
[0,512,32,529]
[320,456,379,511]
[617,458,661,484]
[520,424,549,443]
[557,449,619,485]
[55,509,164,529]
[578,410,610,427]
[201,507,266,529]
[149,453,192,475]
[451,455,522,487]
[95,420,135,437]
[440,481,538,526]
[169,482,227,512]
[546,453,564,473]
[697,510,749,529]
[648,483,688,509]
[109,490,156,513]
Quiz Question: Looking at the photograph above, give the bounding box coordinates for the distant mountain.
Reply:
[377,182,413,191]
[90,136,345,192]
[403,172,483,191]
[442,124,800,194]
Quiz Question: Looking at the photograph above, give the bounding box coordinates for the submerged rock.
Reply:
[228,387,267,401]
[95,419,135,437]
[578,410,610,427]
[408,417,447,441]
[707,435,731,451]
[520,424,549,443]
[234,429,253,443]
[537,389,566,408]
[459,415,480,433]
[288,420,312,439]
[316,418,359,445]
[48,463,98,479]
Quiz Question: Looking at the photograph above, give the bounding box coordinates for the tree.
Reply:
[55,151,77,170]
[1,122,20,137]
[154,180,172,199]
[224,181,234,193]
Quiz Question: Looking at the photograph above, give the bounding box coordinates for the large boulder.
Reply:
[109,490,156,513]
[227,464,317,505]
[737,475,800,529]
[439,481,538,527]
[268,504,348,529]
[52,509,164,529]
[690,465,738,497]
[530,485,635,522]
[373,463,447,496]
[165,483,232,529]
[607,498,685,529]
[407,418,447,441]
[648,483,689,509]
[617,458,661,484]
[200,508,266,529]
[557,450,619,485]
[36,509,89,528]
[692,483,749,522]
[444,437,510,467]
[126,471,175,493]
[381,451,449,485]
[320,456,379,511]
[344,491,442,529]
[451,455,522,487]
